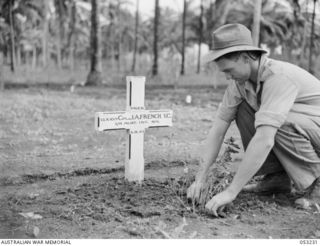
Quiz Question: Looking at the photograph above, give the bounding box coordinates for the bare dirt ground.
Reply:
[1,86,320,239]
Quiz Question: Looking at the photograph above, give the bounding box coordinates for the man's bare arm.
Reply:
[195,117,230,183]
[227,125,278,196]
[205,125,278,215]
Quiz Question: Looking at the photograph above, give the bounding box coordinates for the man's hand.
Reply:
[205,189,236,217]
[187,181,204,202]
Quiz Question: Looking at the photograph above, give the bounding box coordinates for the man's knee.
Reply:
[275,113,319,144]
[274,113,320,165]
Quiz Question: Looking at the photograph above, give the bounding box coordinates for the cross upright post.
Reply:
[125,76,146,181]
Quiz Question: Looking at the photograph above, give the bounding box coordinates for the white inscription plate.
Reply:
[95,110,172,131]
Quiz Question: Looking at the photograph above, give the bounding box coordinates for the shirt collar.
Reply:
[244,54,268,94]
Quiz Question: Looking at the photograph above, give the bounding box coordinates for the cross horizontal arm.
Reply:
[95,109,173,131]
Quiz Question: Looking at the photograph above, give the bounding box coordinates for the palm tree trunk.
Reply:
[86,0,103,86]
[252,0,262,46]
[180,0,187,75]
[56,40,62,69]
[308,0,316,74]
[110,30,115,70]
[117,40,121,72]
[42,0,49,67]
[152,0,159,76]
[197,0,203,74]
[207,0,214,49]
[9,0,16,73]
[0,51,4,90]
[32,44,37,69]
[298,25,308,66]
[131,0,140,73]
[108,8,115,71]
[17,43,21,67]
[216,0,233,27]
[68,0,76,71]
[116,0,121,72]
[56,0,64,69]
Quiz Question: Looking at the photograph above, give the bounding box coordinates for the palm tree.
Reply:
[54,0,67,69]
[252,0,262,46]
[0,0,22,72]
[0,6,9,70]
[116,0,121,72]
[152,0,159,76]
[0,0,48,70]
[180,0,187,75]
[204,0,235,49]
[225,0,296,54]
[67,0,76,71]
[42,0,49,67]
[308,0,317,73]
[103,0,132,72]
[197,0,203,74]
[131,0,139,73]
[85,0,103,86]
[9,0,16,72]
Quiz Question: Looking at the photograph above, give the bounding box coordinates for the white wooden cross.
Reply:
[95,76,173,182]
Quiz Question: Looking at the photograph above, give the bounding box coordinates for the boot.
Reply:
[295,177,320,209]
[243,171,292,195]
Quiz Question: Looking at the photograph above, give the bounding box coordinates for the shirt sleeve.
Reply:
[217,81,243,123]
[255,75,299,129]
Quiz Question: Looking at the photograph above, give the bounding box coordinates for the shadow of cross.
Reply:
[95,76,173,183]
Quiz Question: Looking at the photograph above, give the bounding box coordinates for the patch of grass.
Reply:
[169,137,240,212]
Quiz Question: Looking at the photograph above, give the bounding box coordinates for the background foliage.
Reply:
[0,0,319,85]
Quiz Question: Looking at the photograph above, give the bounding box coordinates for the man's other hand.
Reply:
[187,181,204,202]
[205,189,236,217]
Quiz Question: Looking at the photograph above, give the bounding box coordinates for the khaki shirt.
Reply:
[217,55,320,129]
